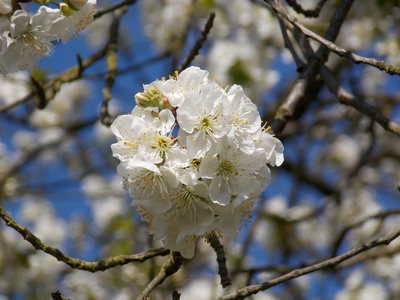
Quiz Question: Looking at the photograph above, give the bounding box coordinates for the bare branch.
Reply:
[285,0,328,18]
[320,66,400,136]
[136,251,184,300]
[266,0,400,76]
[177,12,216,73]
[0,91,33,113]
[100,7,127,126]
[331,209,400,257]
[209,235,231,288]
[0,205,169,272]
[94,0,138,19]
[0,118,97,192]
[51,290,71,300]
[218,228,400,300]
[268,0,354,135]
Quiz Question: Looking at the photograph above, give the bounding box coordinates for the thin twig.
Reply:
[218,228,400,299]
[285,0,328,18]
[268,0,355,135]
[320,66,400,136]
[0,205,170,271]
[337,243,400,270]
[29,76,47,109]
[51,290,71,300]
[265,0,400,76]
[331,209,400,257]
[0,118,98,191]
[94,0,138,19]
[172,290,181,300]
[0,92,34,112]
[100,7,127,126]
[177,12,216,73]
[136,251,184,300]
[276,11,304,70]
[288,14,400,137]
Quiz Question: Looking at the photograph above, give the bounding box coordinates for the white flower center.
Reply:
[132,170,168,201]
[217,159,238,180]
[18,26,53,54]
[167,186,206,222]
[149,132,174,160]
[194,109,220,140]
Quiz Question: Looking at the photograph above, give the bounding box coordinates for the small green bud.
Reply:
[60,3,74,17]
[63,0,88,10]
[33,0,51,5]
[135,86,172,110]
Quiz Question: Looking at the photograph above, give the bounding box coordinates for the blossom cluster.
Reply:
[0,0,96,75]
[111,66,284,258]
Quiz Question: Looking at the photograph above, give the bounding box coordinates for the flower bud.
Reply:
[135,86,172,110]
[0,0,12,15]
[63,0,88,10]
[60,3,74,17]
[33,0,50,5]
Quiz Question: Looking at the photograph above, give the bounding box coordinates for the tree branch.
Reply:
[0,205,169,272]
[285,0,328,18]
[94,0,138,19]
[266,0,400,75]
[331,209,400,257]
[320,66,400,136]
[218,228,400,299]
[100,7,127,126]
[51,290,71,300]
[268,0,355,134]
[177,11,216,73]
[209,235,231,288]
[136,251,184,300]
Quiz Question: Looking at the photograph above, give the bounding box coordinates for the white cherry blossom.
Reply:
[198,138,268,205]
[216,195,260,238]
[111,105,156,162]
[177,83,230,158]
[111,66,284,258]
[1,7,59,74]
[117,148,179,213]
[225,84,262,154]
[52,0,96,44]
[255,129,284,167]
[152,66,210,107]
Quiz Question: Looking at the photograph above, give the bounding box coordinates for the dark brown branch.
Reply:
[177,12,216,73]
[268,0,355,135]
[276,11,304,70]
[94,0,138,19]
[172,290,181,300]
[320,66,400,136]
[285,0,328,18]
[266,0,400,76]
[218,228,400,300]
[288,15,400,137]
[51,290,71,300]
[30,76,47,109]
[209,235,231,288]
[136,251,184,300]
[0,204,169,271]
